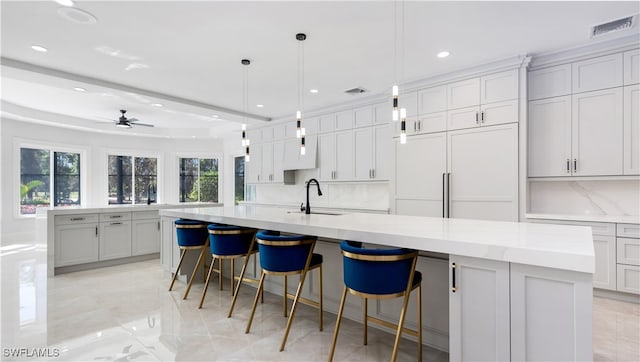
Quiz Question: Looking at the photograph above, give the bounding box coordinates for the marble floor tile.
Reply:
[1,247,638,361]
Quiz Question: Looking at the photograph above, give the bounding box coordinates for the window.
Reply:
[234,156,245,204]
[20,148,81,215]
[108,155,157,204]
[179,158,219,203]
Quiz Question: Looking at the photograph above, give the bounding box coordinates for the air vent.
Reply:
[591,15,635,38]
[344,87,368,95]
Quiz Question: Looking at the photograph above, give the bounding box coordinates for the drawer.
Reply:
[55,214,99,225]
[100,212,132,222]
[617,264,640,294]
[617,238,640,266]
[527,219,615,236]
[133,210,160,220]
[617,224,640,239]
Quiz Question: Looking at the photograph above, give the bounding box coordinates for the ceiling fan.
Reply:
[114,109,154,128]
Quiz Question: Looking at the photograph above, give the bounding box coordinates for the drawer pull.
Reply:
[110,215,122,218]
[451,262,457,292]
[111,222,123,225]
[70,217,85,221]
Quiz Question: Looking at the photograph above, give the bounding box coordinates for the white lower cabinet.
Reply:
[510,263,593,361]
[617,264,640,294]
[99,220,132,260]
[450,255,593,361]
[161,216,178,272]
[593,235,617,290]
[54,219,99,267]
[449,255,510,361]
[132,215,160,256]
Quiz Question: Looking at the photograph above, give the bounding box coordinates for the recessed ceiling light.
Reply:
[211,115,219,118]
[150,103,163,107]
[256,104,264,108]
[437,51,450,58]
[191,136,196,138]
[72,87,86,92]
[31,45,48,52]
[57,7,98,25]
[310,89,319,94]
[55,0,74,6]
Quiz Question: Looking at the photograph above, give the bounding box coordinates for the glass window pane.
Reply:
[134,157,157,204]
[54,152,80,206]
[179,158,198,202]
[20,148,50,215]
[235,156,245,204]
[108,155,132,204]
[199,158,218,203]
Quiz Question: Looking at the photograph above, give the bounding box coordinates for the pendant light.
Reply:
[295,33,307,155]
[391,0,401,122]
[241,59,251,162]
[400,108,407,144]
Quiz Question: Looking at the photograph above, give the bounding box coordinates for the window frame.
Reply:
[105,148,163,206]
[14,138,87,218]
[176,153,222,204]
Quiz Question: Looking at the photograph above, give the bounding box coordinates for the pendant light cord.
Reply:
[394,0,397,85]
[401,0,405,83]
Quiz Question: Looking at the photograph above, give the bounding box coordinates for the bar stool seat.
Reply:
[329,241,422,362]
[168,219,209,300]
[243,230,323,352]
[198,224,258,309]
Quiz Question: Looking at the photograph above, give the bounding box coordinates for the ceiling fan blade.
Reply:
[128,117,141,123]
[133,123,154,127]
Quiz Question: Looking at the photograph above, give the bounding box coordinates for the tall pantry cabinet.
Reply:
[393,68,521,222]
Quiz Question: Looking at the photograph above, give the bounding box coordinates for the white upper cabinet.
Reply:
[354,127,374,180]
[572,53,623,93]
[247,128,262,144]
[373,125,391,180]
[373,101,391,125]
[272,124,286,139]
[418,85,447,114]
[318,133,336,181]
[302,117,318,135]
[353,105,373,128]
[284,122,297,138]
[272,141,285,182]
[481,99,519,127]
[416,111,447,134]
[624,84,640,175]
[335,110,354,131]
[317,114,335,133]
[246,143,262,183]
[401,90,419,116]
[481,69,519,104]
[335,130,354,181]
[572,87,623,176]
[528,64,572,100]
[624,49,640,85]
[528,96,572,177]
[261,127,273,142]
[261,142,274,182]
[447,106,480,131]
[448,78,481,109]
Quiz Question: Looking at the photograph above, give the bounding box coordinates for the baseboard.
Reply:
[594,288,640,303]
[54,253,160,275]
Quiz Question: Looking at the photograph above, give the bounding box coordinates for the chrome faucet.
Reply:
[302,178,323,214]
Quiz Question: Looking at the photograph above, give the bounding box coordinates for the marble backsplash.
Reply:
[528,180,640,216]
[247,169,390,211]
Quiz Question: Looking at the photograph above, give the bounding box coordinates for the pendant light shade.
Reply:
[241,59,251,161]
[400,108,407,144]
[295,33,307,155]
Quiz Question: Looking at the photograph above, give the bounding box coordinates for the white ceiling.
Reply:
[1,1,639,137]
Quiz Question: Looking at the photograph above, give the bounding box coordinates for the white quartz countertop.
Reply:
[40,203,223,216]
[160,205,595,273]
[526,213,640,225]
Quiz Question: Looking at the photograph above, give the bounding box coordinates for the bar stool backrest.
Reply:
[208,224,256,256]
[175,219,209,246]
[256,231,315,273]
[340,241,418,295]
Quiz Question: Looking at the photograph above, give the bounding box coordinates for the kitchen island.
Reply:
[160,205,594,361]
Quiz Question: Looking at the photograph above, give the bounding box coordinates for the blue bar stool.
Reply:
[168,219,209,300]
[329,241,422,362]
[198,224,258,309]
[244,230,323,351]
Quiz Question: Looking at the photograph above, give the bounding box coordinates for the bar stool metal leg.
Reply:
[418,285,423,362]
[283,275,288,317]
[391,288,412,362]
[228,236,257,318]
[183,244,208,300]
[363,297,368,345]
[319,264,323,331]
[168,248,187,291]
[328,286,348,362]
[280,267,310,351]
[198,256,218,309]
[245,271,266,334]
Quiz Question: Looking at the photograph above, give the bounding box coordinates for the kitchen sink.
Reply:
[287,211,343,216]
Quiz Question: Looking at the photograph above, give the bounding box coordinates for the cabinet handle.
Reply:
[413,122,416,132]
[447,173,451,218]
[475,112,479,125]
[368,169,371,178]
[372,169,376,178]
[481,111,485,123]
[95,226,98,236]
[158,221,160,230]
[573,159,577,172]
[442,173,446,218]
[417,120,421,132]
[110,215,122,219]
[111,222,122,225]
[451,262,457,292]
[566,159,570,173]
[70,217,85,221]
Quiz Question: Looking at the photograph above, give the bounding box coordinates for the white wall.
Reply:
[0,117,224,244]
[528,180,640,217]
